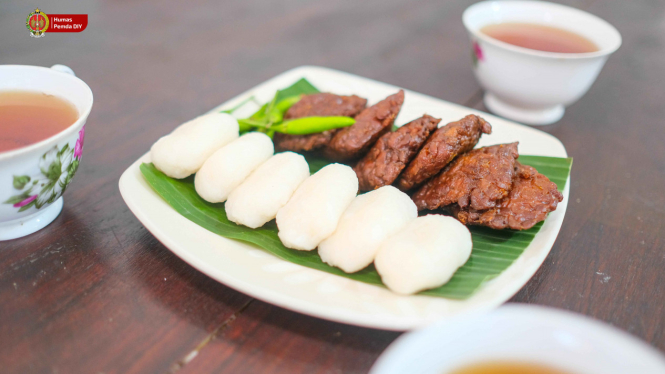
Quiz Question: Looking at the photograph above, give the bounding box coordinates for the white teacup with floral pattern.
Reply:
[0,65,93,241]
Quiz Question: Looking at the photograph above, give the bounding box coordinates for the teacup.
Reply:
[0,65,93,241]
[463,1,621,125]
[371,304,665,374]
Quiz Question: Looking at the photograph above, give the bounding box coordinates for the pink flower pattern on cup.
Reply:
[74,125,85,159]
[4,131,84,213]
[473,41,484,62]
[13,195,38,208]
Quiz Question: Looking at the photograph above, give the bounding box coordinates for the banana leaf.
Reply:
[140,155,570,299]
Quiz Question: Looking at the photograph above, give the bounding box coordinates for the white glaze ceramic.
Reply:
[119,66,569,330]
[0,65,93,241]
[371,304,665,374]
[463,1,621,125]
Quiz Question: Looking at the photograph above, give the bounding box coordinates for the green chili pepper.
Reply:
[269,111,283,124]
[274,95,302,113]
[269,95,301,124]
[252,95,300,119]
[250,103,269,120]
[238,93,305,134]
[263,93,278,119]
[272,116,355,135]
[238,119,258,133]
[249,94,276,122]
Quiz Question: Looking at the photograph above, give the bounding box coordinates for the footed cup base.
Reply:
[0,197,63,241]
[484,93,565,126]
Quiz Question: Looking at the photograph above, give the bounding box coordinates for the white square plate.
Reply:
[119,66,569,330]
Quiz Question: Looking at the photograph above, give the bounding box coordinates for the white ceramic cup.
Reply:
[0,65,93,241]
[371,304,665,374]
[463,1,622,125]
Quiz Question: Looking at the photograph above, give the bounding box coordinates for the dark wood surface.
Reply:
[1,0,663,373]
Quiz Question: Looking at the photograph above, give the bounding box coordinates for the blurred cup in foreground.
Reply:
[463,1,621,125]
[370,304,665,374]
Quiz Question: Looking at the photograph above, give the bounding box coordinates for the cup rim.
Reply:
[463,0,622,60]
[0,65,94,161]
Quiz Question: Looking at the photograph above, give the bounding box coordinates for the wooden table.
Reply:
[2,0,663,372]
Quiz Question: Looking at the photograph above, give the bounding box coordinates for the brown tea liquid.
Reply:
[0,91,79,153]
[450,360,572,374]
[481,22,599,53]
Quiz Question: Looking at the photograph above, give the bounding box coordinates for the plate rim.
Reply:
[119,65,570,330]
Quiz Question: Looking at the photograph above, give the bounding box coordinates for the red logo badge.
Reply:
[26,8,88,38]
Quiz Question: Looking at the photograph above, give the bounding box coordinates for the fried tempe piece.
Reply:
[354,114,441,191]
[412,142,519,211]
[451,162,563,230]
[273,93,367,152]
[396,115,492,191]
[324,90,405,162]
[284,93,367,119]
